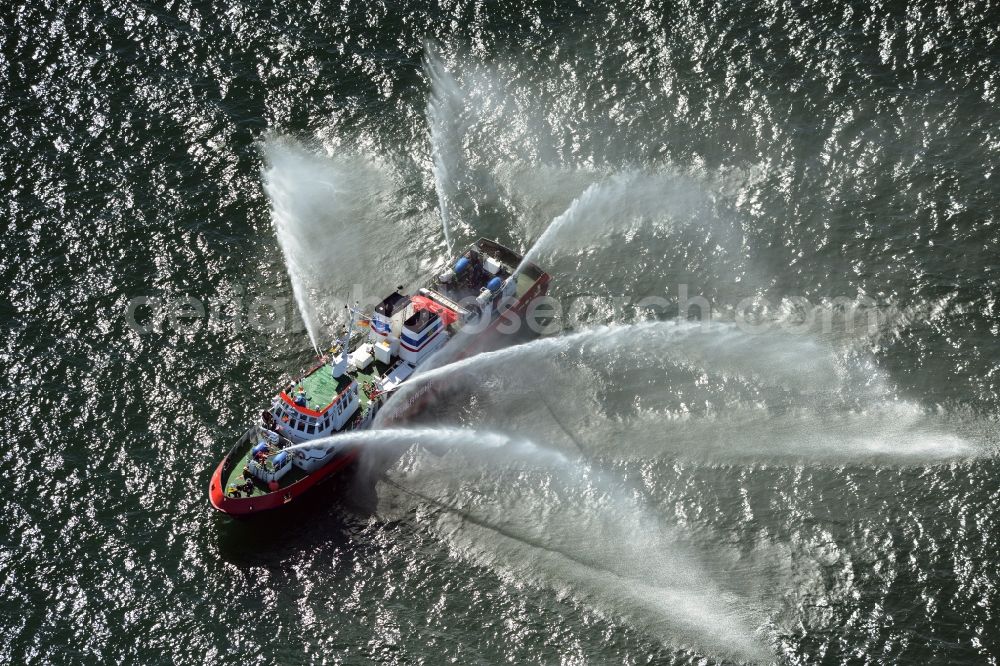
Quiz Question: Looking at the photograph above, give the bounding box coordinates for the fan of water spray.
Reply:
[285,426,782,661]
[261,49,479,352]
[261,136,409,352]
[252,47,995,663]
[425,42,466,256]
[263,140,326,353]
[375,320,991,464]
[512,170,716,276]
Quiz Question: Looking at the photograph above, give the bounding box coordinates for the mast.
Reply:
[332,301,365,353]
[329,302,361,379]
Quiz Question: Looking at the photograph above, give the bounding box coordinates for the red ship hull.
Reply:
[208,448,360,516]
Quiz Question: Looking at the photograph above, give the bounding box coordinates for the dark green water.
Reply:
[3,0,1000,663]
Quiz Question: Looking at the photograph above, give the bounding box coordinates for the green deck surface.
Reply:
[295,356,395,412]
[296,363,353,410]
[352,359,394,414]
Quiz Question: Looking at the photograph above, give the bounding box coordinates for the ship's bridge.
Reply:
[270,360,360,440]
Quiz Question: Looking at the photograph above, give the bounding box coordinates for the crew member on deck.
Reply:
[294,387,308,407]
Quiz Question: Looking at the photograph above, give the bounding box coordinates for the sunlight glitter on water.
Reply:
[4,0,1000,663]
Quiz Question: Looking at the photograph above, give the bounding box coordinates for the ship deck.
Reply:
[353,359,395,410]
[297,356,400,412]
[296,362,353,410]
[223,445,311,498]
[215,238,545,507]
[514,270,534,299]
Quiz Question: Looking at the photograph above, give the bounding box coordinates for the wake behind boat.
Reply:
[208,238,550,517]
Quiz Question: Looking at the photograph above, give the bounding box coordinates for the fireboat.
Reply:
[209,238,550,517]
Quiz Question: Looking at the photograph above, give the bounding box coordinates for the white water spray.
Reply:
[263,141,324,353]
[425,42,465,256]
[513,170,715,276]
[261,136,401,352]
[585,402,986,464]
[279,425,569,467]
[375,320,989,464]
[285,426,779,660]
[377,320,838,425]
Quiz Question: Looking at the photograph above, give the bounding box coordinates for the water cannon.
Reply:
[438,256,471,284]
[475,276,504,309]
